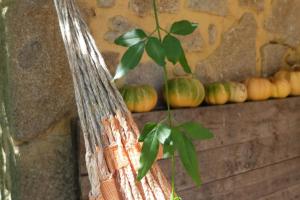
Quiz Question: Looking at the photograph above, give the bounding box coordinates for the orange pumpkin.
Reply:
[274,67,300,96]
[270,78,291,98]
[244,77,272,101]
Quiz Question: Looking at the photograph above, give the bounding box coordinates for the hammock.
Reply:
[53,0,171,199]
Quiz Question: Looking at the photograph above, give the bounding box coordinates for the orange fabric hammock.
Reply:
[53,0,171,199]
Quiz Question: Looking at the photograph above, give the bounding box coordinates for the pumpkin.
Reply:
[205,83,230,105]
[164,77,205,108]
[244,77,272,101]
[121,84,157,112]
[270,78,291,98]
[274,68,300,96]
[223,81,247,103]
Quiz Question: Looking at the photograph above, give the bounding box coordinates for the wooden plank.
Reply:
[159,129,300,191]
[79,97,300,175]
[80,158,300,200]
[134,97,300,152]
[257,184,300,200]
[179,158,300,200]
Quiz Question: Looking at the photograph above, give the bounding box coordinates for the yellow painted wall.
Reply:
[79,0,283,77]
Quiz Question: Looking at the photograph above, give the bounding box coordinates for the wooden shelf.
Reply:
[79,97,300,200]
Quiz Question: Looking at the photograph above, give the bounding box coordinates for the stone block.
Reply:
[265,0,300,47]
[196,13,257,83]
[19,117,78,200]
[6,0,76,140]
[239,0,264,12]
[260,43,289,76]
[97,0,115,8]
[208,24,217,45]
[104,15,134,43]
[187,0,229,16]
[178,30,205,52]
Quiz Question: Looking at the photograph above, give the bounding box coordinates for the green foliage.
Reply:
[179,122,214,140]
[114,29,147,47]
[170,20,198,35]
[137,123,171,180]
[145,37,166,66]
[114,18,197,78]
[171,127,201,186]
[114,41,145,79]
[114,0,214,199]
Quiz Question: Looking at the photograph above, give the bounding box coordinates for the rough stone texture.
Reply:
[97,0,115,8]
[104,15,134,43]
[6,0,76,140]
[129,0,180,16]
[265,0,300,48]
[208,24,217,45]
[102,51,120,74]
[178,30,205,52]
[187,0,229,16]
[196,13,257,83]
[129,0,152,17]
[19,117,78,200]
[239,0,264,11]
[261,43,289,76]
[285,46,300,66]
[158,0,180,13]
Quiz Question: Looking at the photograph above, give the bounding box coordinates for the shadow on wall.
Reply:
[0,3,20,200]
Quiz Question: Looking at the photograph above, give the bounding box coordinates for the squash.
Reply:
[205,83,230,105]
[223,81,247,103]
[121,84,158,112]
[244,77,272,101]
[270,78,291,98]
[164,77,205,108]
[274,68,300,96]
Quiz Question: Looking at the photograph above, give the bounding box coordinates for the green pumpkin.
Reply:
[164,77,205,108]
[205,83,230,105]
[121,84,158,112]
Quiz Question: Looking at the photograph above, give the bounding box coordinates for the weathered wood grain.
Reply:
[258,183,300,200]
[80,97,300,175]
[78,97,300,199]
[158,129,300,191]
[134,97,300,152]
[179,157,300,200]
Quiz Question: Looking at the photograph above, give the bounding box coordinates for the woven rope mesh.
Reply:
[54,0,171,199]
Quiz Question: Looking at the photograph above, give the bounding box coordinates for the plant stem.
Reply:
[152,0,162,41]
[152,2,175,198]
[171,154,176,197]
[152,0,172,126]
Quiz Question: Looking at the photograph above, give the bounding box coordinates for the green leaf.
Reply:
[170,20,198,35]
[162,35,182,64]
[179,122,214,140]
[114,29,147,47]
[157,124,171,144]
[114,41,145,79]
[139,122,157,142]
[146,37,166,66]
[171,128,202,186]
[137,131,159,181]
[178,47,192,73]
[163,142,174,159]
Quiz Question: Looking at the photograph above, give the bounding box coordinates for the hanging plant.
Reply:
[114,0,214,198]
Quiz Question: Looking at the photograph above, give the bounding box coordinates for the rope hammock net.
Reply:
[53,0,172,199]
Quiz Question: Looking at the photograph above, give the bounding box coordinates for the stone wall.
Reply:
[2,0,79,199]
[2,0,300,199]
[79,0,300,87]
